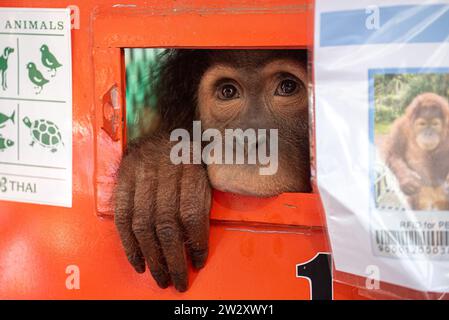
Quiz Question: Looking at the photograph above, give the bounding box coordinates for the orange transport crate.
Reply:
[0,0,366,299]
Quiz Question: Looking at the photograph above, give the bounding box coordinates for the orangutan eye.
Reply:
[417,120,427,127]
[431,119,442,127]
[275,79,299,96]
[217,84,240,100]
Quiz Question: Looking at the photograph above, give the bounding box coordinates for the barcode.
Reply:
[375,230,449,247]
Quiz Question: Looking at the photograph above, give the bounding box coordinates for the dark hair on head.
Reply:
[156,49,212,132]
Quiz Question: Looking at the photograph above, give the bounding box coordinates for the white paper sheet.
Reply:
[315,0,449,293]
[0,8,72,207]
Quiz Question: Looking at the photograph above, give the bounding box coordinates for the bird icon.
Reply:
[27,62,49,94]
[40,44,62,77]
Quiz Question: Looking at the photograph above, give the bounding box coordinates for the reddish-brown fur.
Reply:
[384,92,449,210]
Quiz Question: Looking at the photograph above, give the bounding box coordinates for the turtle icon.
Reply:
[23,117,64,153]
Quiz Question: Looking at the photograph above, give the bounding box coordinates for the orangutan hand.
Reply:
[114,134,211,292]
[399,169,422,195]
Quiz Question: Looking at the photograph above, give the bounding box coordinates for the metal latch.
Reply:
[102,84,121,141]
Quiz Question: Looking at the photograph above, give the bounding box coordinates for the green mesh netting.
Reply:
[125,48,163,141]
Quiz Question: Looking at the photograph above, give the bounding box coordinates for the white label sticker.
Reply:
[314,0,449,293]
[0,8,72,207]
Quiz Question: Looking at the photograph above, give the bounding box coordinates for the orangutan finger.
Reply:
[132,168,170,288]
[114,161,146,274]
[179,164,211,269]
[155,161,189,292]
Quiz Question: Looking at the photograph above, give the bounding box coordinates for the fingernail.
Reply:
[134,264,146,273]
[175,282,188,292]
[151,270,171,289]
[190,249,208,269]
[156,277,170,289]
[172,273,188,292]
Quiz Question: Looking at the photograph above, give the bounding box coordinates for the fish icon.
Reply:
[0,134,14,151]
[0,110,15,128]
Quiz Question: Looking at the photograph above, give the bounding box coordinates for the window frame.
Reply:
[91,2,323,227]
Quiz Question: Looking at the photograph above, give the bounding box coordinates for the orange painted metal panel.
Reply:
[212,191,325,227]
[92,3,310,48]
[0,207,359,299]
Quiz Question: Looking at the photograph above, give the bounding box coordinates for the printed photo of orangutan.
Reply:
[373,72,449,212]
